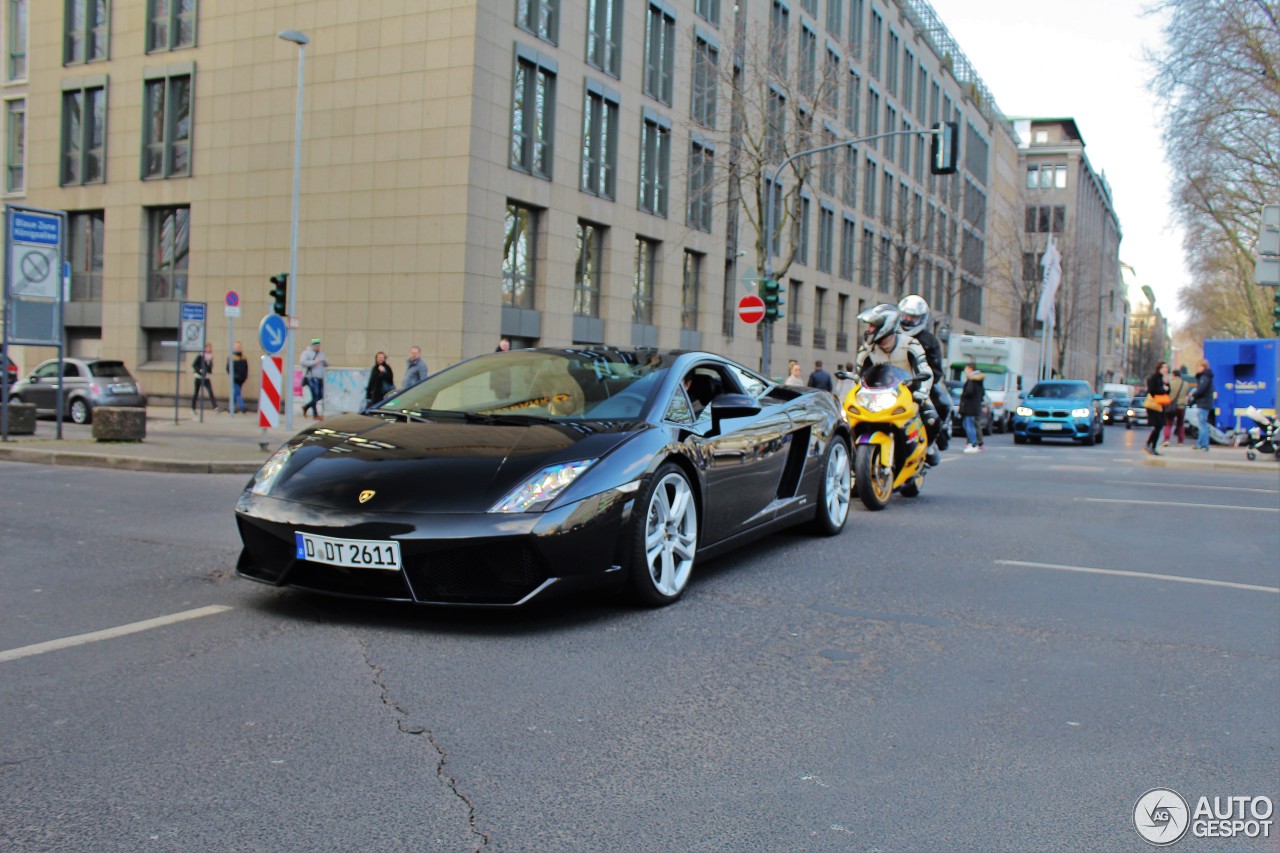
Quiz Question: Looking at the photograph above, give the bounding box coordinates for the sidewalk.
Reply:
[1134,439,1280,474]
[0,404,304,474]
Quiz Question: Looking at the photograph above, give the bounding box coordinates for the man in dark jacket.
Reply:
[192,343,220,413]
[1188,358,1215,452]
[226,341,249,414]
[807,360,834,393]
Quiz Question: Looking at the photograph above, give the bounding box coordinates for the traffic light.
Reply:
[1272,287,1280,334]
[930,121,959,175]
[761,278,786,322]
[269,273,289,317]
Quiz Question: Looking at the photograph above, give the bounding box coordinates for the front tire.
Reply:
[810,436,851,535]
[853,443,892,511]
[629,464,698,606]
[69,398,91,424]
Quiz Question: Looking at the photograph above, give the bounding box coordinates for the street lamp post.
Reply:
[278,29,308,431]
[760,125,954,377]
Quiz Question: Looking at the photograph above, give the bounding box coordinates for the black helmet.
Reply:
[858,303,900,345]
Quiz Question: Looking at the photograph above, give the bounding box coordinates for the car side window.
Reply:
[63,363,82,378]
[664,388,695,425]
[33,362,60,379]
[725,364,768,399]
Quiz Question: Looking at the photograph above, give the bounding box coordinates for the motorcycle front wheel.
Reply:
[854,443,893,511]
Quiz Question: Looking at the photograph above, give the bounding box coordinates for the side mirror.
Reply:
[28,375,40,383]
[709,393,760,428]
[834,371,849,381]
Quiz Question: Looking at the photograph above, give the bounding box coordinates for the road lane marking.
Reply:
[994,560,1279,594]
[0,605,233,664]
[1105,480,1278,494]
[1077,497,1278,512]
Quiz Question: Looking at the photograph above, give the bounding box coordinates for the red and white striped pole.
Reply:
[259,356,282,430]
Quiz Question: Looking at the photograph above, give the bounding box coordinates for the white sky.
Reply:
[923,0,1187,321]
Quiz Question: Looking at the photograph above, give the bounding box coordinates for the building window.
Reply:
[516,0,558,45]
[860,226,874,289]
[1026,163,1067,189]
[581,84,618,199]
[691,33,718,128]
[644,3,675,105]
[146,205,189,301]
[796,193,811,265]
[883,104,896,160]
[814,286,827,348]
[849,0,863,57]
[868,8,882,79]
[836,293,849,350]
[865,87,879,149]
[503,202,537,309]
[766,177,783,255]
[902,51,914,113]
[885,30,899,96]
[682,250,702,330]
[843,146,857,207]
[68,210,104,301]
[801,0,816,16]
[878,235,891,292]
[863,158,876,217]
[817,204,834,273]
[880,169,893,226]
[574,220,603,317]
[823,45,841,113]
[511,52,555,179]
[586,0,622,77]
[799,24,816,100]
[142,72,191,178]
[687,139,714,232]
[61,83,106,186]
[1025,204,1066,234]
[786,281,803,346]
[826,0,842,36]
[65,0,109,64]
[147,0,195,52]
[633,237,657,325]
[639,112,671,217]
[845,68,860,133]
[819,127,836,195]
[7,0,26,80]
[840,215,856,279]
[766,87,786,162]
[695,0,720,26]
[5,98,23,193]
[769,1,789,77]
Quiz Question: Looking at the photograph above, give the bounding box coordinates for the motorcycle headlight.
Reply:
[1071,407,1091,418]
[249,444,294,496]
[855,387,900,413]
[1015,406,1034,417]
[490,459,597,513]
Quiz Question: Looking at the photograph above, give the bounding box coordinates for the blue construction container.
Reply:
[1202,338,1277,429]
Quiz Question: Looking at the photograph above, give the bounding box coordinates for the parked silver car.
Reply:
[9,358,147,424]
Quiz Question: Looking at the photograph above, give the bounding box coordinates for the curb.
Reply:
[1137,455,1279,473]
[0,445,260,475]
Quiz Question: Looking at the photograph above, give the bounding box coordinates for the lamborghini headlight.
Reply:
[490,459,597,513]
[249,444,294,496]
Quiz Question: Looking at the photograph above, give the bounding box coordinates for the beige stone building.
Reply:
[4,0,1028,406]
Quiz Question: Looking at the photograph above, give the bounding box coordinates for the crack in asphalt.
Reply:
[353,637,489,850]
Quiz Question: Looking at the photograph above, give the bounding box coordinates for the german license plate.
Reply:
[295,532,402,570]
[1039,422,1063,431]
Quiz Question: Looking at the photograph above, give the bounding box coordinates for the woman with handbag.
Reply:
[1143,361,1172,456]
[365,351,396,408]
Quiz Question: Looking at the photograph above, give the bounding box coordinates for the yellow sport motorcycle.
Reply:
[840,363,929,511]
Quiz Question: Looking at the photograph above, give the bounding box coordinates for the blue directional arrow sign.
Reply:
[258,313,287,355]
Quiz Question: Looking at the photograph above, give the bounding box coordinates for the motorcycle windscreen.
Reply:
[860,363,913,389]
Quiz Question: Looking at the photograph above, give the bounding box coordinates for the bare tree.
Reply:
[1149,0,1280,338]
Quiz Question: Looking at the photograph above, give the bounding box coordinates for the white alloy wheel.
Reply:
[634,468,698,603]
[814,438,850,534]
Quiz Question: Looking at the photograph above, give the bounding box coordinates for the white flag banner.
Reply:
[1036,235,1062,323]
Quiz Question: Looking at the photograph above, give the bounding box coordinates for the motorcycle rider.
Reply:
[855,304,940,463]
[898,294,951,460]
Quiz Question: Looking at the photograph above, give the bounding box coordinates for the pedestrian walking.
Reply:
[365,351,396,407]
[300,338,329,420]
[402,345,428,390]
[1188,357,1215,452]
[807,360,834,393]
[959,362,986,453]
[226,341,249,414]
[191,343,221,413]
[1161,366,1192,446]
[1143,361,1171,456]
[784,362,805,387]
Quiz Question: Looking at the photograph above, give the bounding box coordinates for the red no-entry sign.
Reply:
[738,294,766,324]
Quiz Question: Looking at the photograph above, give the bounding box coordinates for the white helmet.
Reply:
[898,294,929,336]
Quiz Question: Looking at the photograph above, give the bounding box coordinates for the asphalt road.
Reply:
[2,428,1277,852]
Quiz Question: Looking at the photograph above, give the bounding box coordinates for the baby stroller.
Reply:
[1242,406,1280,461]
